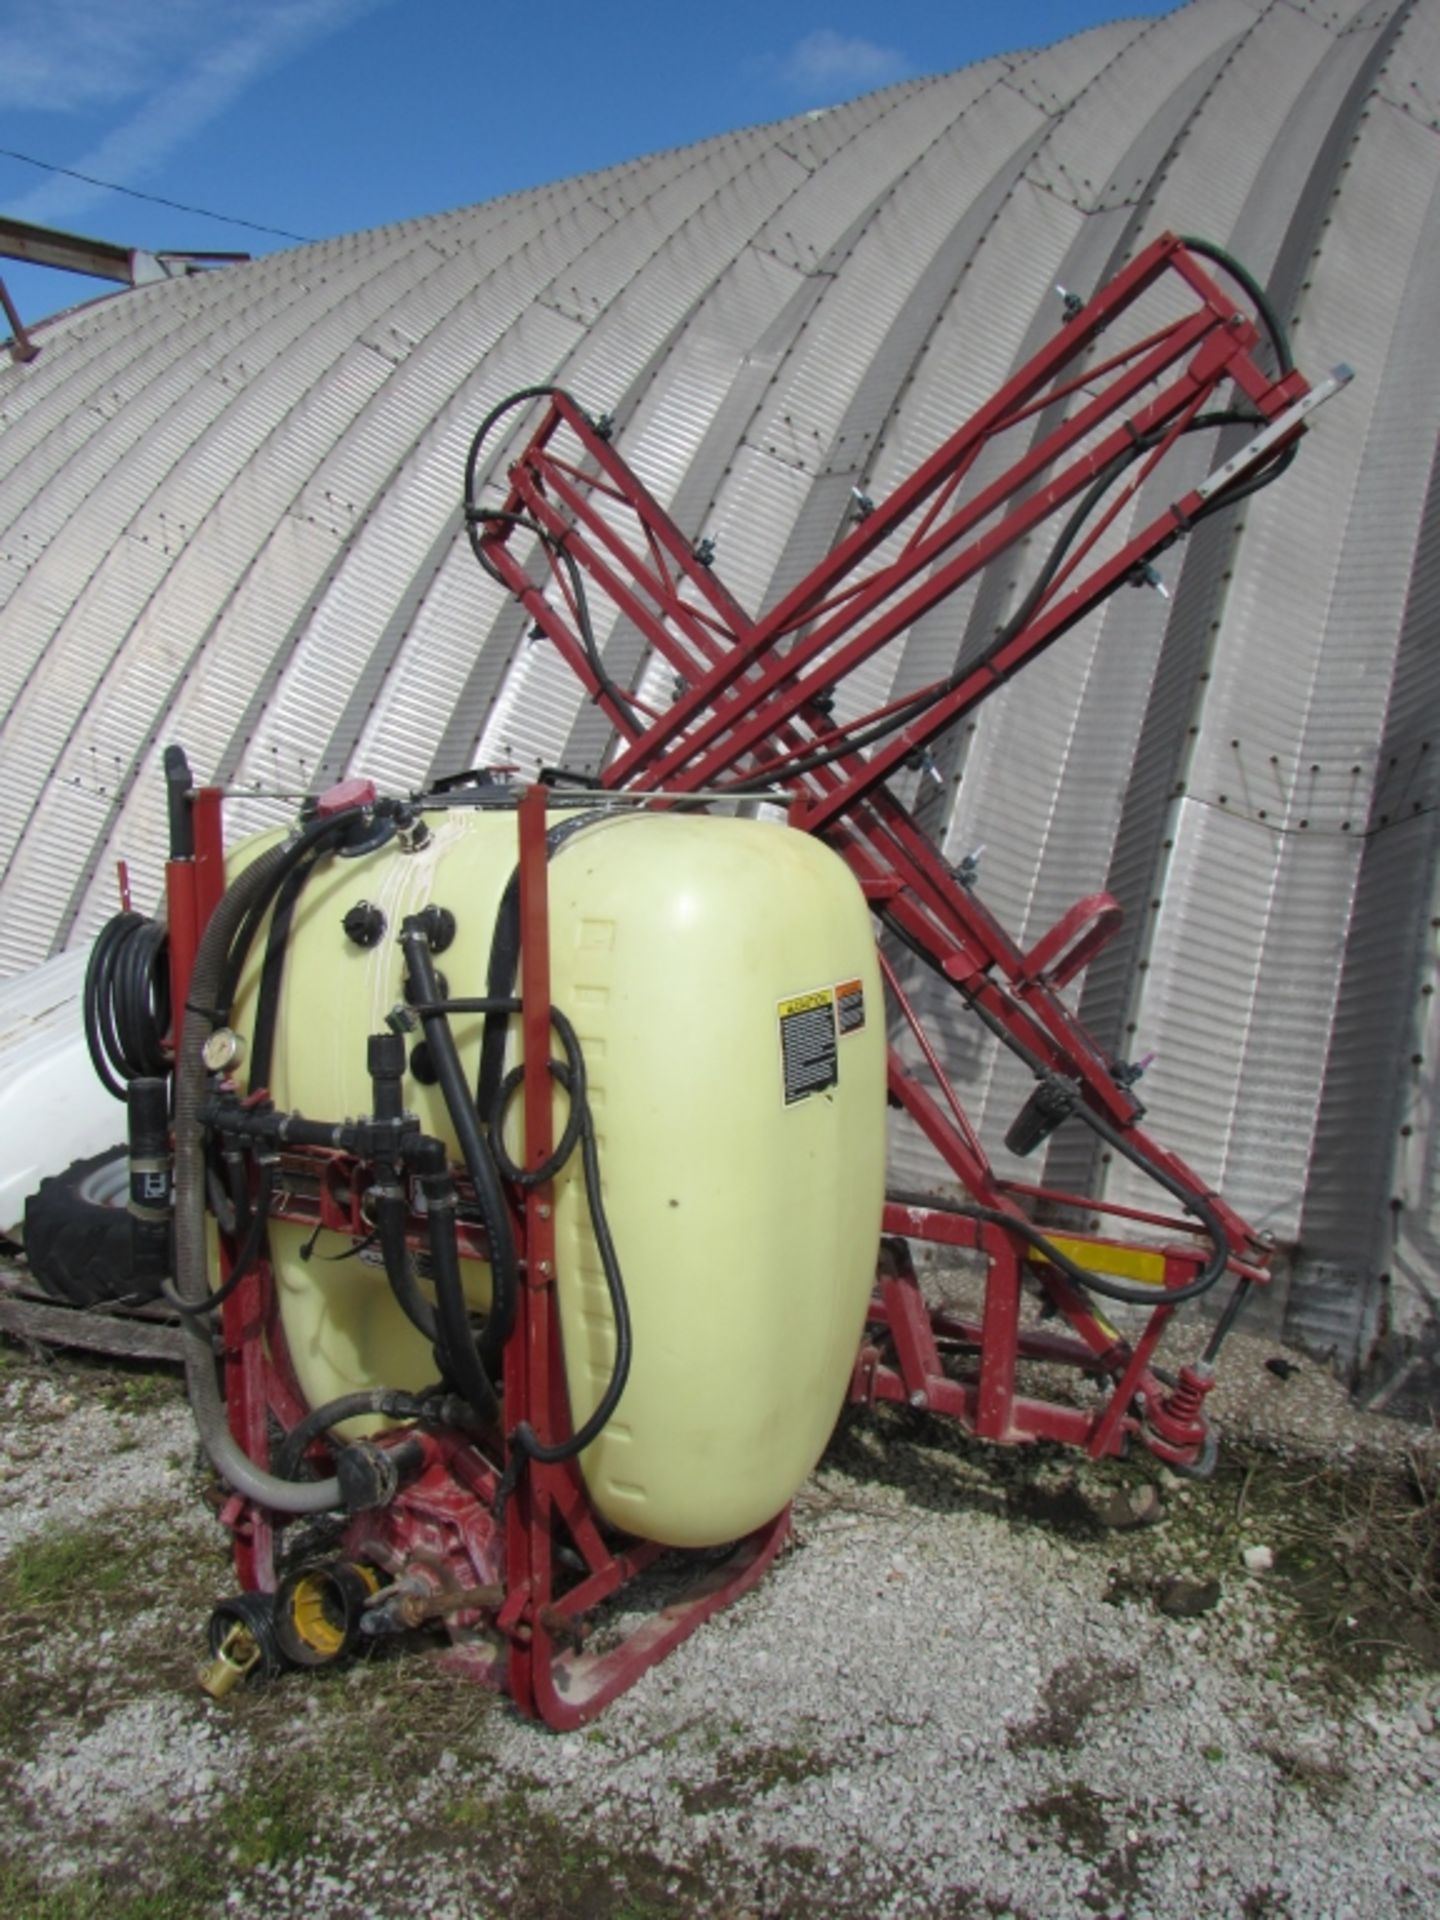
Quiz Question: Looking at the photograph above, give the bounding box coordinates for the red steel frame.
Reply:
[164,234,1324,1726]
[169,784,787,1726]
[470,232,1311,1465]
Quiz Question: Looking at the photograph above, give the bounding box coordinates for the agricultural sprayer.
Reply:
[78,234,1346,1726]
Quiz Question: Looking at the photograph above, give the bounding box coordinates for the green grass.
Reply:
[0,1524,134,1611]
[219,1771,317,1871]
[0,1850,223,1920]
[95,1371,183,1418]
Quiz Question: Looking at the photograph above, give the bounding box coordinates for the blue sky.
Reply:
[1,1,1164,328]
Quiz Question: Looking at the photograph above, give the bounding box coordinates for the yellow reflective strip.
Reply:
[1027,1234,1167,1285]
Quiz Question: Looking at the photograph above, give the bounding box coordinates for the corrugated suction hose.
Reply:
[174,830,346,1515]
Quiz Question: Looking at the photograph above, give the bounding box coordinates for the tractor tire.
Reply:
[22,1149,162,1308]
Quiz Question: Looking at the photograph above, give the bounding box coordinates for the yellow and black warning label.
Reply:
[835,978,866,1036]
[778,988,838,1106]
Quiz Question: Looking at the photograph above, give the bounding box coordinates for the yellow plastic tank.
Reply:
[228,804,885,1547]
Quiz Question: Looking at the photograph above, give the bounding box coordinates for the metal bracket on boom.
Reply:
[1191,364,1351,508]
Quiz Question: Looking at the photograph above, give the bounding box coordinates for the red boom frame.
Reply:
[469,233,1319,1468]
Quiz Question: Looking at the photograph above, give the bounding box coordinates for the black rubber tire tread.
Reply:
[22,1149,159,1308]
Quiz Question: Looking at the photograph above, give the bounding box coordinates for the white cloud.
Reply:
[770,27,912,99]
[0,2,244,113]
[1,0,390,227]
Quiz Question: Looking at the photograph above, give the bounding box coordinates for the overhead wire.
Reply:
[0,145,311,242]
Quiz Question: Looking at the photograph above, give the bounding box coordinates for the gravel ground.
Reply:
[1,1310,1437,1920]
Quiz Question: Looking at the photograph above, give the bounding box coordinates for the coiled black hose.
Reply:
[84,912,170,1099]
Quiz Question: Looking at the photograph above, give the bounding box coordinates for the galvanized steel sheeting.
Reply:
[1,0,1436,1408]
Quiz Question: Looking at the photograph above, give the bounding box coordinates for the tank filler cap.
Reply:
[314,776,378,817]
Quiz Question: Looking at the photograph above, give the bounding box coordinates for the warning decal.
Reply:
[835,978,866,1036]
[778,988,838,1106]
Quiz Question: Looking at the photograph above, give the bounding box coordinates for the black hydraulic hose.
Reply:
[489,1005,631,1464]
[1177,236,1294,377]
[474,508,643,732]
[961,976,1236,1297]
[887,1184,1226,1311]
[418,993,632,1466]
[221,1143,252,1234]
[462,384,644,731]
[488,1055,585,1190]
[374,1184,439,1344]
[723,408,1276,793]
[477,881,523,1122]
[477,808,608,1120]
[463,384,585,543]
[880,911,1234,1307]
[206,1159,238,1234]
[399,926,517,1377]
[509,1111,632,1465]
[1201,1275,1256,1366]
[1169,236,1301,512]
[366,1029,441,1347]
[414,1142,501,1424]
[273,1386,433,1483]
[212,815,356,1029]
[248,845,326,1093]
